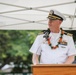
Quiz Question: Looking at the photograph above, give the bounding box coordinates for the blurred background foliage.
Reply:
[0,30,76,73]
[0,30,41,72]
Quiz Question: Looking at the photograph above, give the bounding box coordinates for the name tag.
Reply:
[61,46,66,48]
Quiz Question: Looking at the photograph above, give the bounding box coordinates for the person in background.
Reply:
[29,9,76,65]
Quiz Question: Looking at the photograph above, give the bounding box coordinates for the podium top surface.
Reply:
[32,64,76,67]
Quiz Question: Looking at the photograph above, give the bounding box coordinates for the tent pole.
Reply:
[70,8,76,29]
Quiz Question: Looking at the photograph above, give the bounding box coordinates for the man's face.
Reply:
[48,19,62,32]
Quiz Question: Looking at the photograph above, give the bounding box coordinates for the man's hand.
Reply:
[32,54,39,65]
[64,55,75,64]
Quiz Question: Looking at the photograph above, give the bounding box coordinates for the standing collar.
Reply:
[49,30,61,38]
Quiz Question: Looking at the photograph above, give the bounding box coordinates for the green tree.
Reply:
[0,30,41,72]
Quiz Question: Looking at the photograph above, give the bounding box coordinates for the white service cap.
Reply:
[47,9,66,20]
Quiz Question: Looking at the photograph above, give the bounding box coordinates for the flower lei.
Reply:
[47,28,64,49]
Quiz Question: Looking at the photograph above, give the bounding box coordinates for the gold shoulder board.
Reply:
[64,31,73,36]
[67,33,73,36]
[38,32,44,35]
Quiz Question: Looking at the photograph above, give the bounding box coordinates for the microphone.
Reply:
[43,28,50,39]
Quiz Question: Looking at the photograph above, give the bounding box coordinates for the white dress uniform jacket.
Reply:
[29,32,76,64]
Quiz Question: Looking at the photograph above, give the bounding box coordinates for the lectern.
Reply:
[32,64,76,75]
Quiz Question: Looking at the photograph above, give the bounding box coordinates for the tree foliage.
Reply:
[0,30,41,72]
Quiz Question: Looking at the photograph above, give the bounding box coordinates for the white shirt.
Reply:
[29,32,76,64]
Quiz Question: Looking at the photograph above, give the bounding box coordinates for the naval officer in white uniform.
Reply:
[29,9,76,65]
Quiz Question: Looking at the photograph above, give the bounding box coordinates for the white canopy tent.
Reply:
[0,0,76,30]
